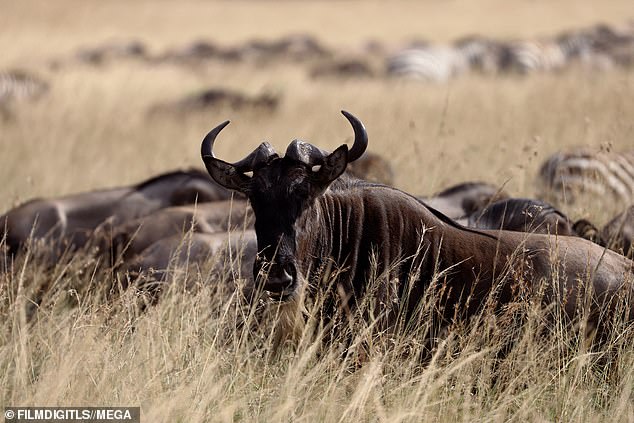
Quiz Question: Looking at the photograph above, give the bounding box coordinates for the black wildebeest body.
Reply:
[201,112,634,339]
[123,230,257,284]
[109,200,250,262]
[467,198,576,236]
[1,169,233,262]
[601,205,634,259]
[289,181,632,322]
[421,181,509,223]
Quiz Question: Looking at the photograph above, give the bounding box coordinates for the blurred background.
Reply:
[1,0,633,222]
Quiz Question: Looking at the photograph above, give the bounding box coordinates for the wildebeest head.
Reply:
[201,111,368,298]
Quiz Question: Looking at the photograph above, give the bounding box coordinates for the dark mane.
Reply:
[483,198,568,220]
[434,181,495,197]
[330,175,499,240]
[134,168,211,190]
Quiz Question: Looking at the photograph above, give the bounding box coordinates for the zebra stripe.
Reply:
[538,149,634,206]
[453,36,503,74]
[0,70,49,103]
[504,40,568,74]
[386,46,468,82]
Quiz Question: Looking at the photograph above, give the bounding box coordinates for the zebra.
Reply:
[453,35,506,75]
[0,70,48,103]
[556,24,634,71]
[537,148,634,209]
[385,45,469,82]
[0,70,49,121]
[500,39,569,74]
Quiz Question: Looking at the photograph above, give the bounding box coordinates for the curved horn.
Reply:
[201,120,230,159]
[341,110,368,163]
[201,120,277,175]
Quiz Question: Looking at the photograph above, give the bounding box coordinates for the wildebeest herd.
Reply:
[2,21,634,121]
[2,110,633,345]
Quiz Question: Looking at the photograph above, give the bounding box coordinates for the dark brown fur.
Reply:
[108,200,251,263]
[1,169,233,262]
[601,206,634,259]
[420,181,510,221]
[201,114,634,343]
[468,198,576,235]
[289,179,633,333]
[122,230,257,286]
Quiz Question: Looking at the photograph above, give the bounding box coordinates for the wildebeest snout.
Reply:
[266,267,294,292]
[254,253,297,297]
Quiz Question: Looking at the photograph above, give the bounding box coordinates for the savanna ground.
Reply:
[1,1,634,421]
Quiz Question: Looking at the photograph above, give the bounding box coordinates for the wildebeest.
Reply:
[571,218,603,244]
[309,58,376,80]
[122,230,257,288]
[421,181,509,223]
[200,111,634,343]
[147,88,279,119]
[600,206,634,259]
[1,169,233,262]
[467,198,576,236]
[156,40,243,64]
[75,40,147,66]
[345,151,394,186]
[108,200,251,263]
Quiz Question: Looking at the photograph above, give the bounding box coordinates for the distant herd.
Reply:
[2,111,633,343]
[2,21,634,120]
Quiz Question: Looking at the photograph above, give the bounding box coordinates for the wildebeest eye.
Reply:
[311,165,322,172]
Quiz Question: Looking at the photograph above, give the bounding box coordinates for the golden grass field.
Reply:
[1,1,634,421]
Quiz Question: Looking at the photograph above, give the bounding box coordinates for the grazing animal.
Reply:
[386,45,469,82]
[158,40,243,64]
[345,151,395,186]
[537,148,634,211]
[453,36,507,75]
[75,40,147,65]
[157,34,329,65]
[309,58,375,79]
[501,40,568,74]
[468,198,576,236]
[600,206,634,259]
[571,218,603,244]
[0,70,49,120]
[0,70,49,103]
[123,230,257,287]
[201,111,634,343]
[108,200,251,262]
[241,34,330,63]
[420,182,509,223]
[1,169,233,261]
[147,88,279,118]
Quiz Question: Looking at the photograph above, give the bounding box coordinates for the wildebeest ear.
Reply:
[203,157,251,193]
[314,145,349,186]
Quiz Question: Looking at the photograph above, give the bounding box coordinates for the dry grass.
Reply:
[1,1,634,421]
[2,239,633,422]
